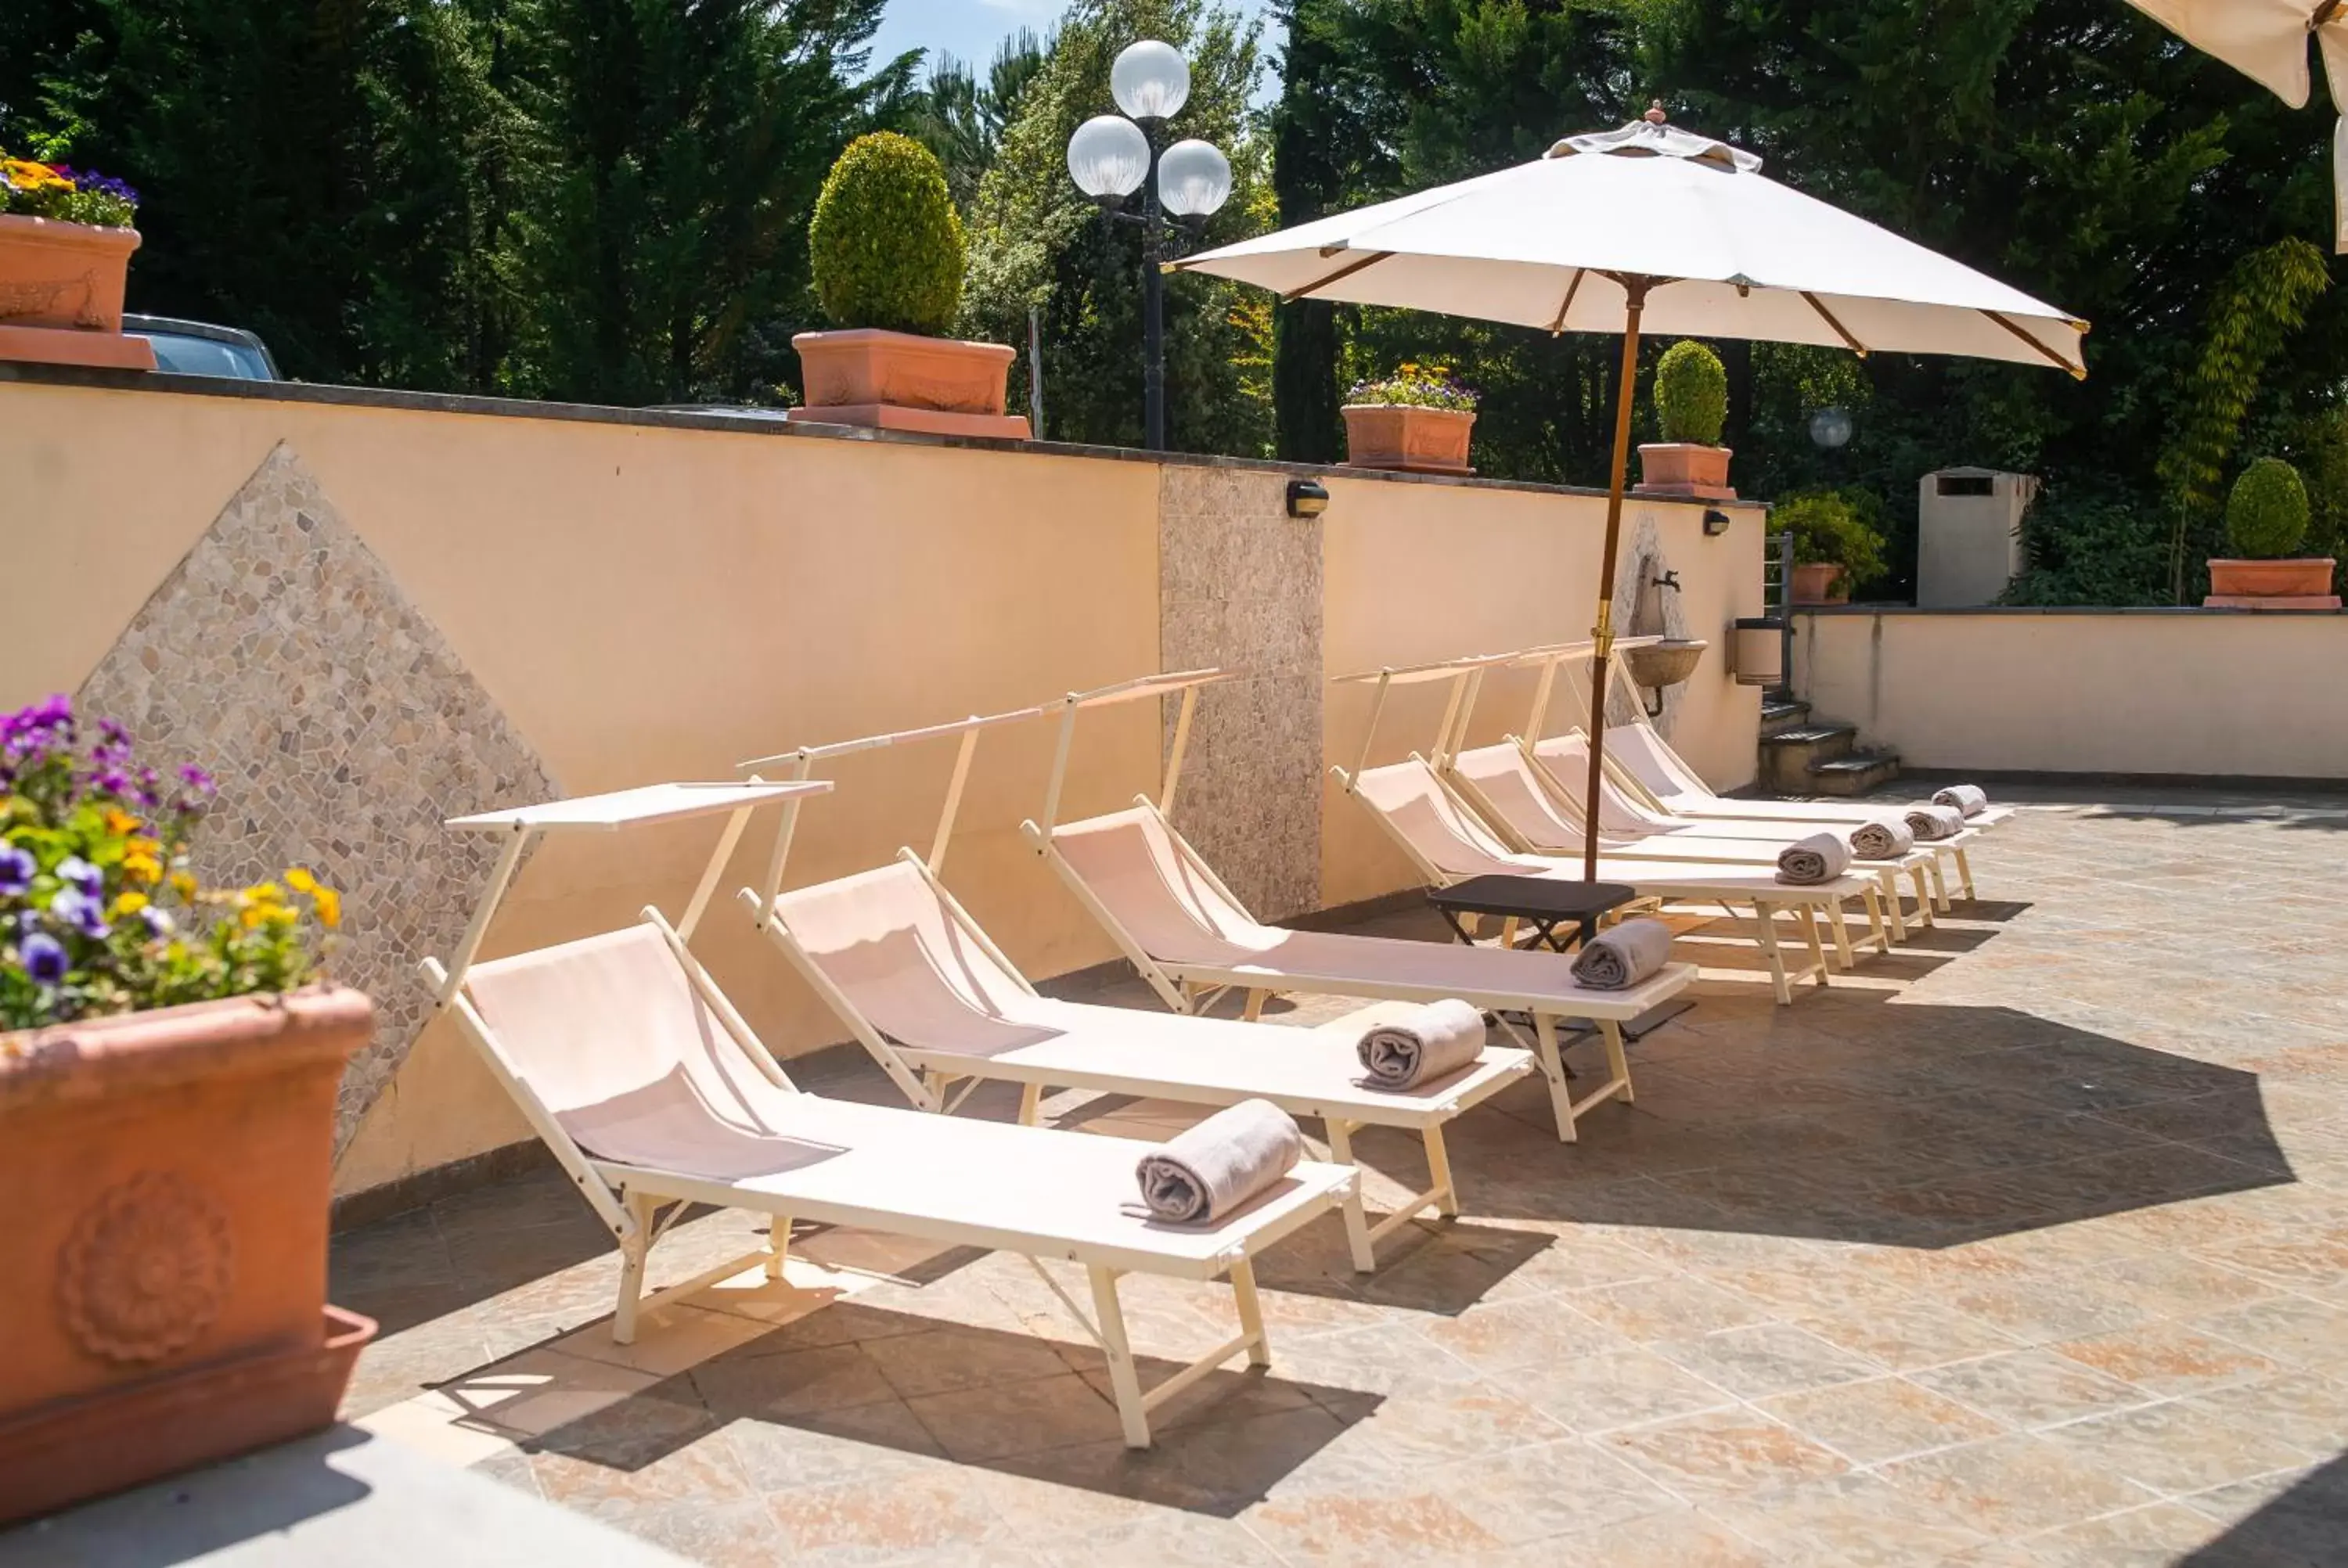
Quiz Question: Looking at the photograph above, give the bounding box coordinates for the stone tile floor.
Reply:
[330,784,2348,1566]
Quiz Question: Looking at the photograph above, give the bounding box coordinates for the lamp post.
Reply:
[1066,40,1232,451]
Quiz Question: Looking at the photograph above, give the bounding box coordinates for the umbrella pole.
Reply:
[1583,277,1651,881]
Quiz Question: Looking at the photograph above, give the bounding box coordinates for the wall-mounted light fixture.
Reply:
[1287,479,1330,519]
[1702,508,1733,537]
[1731,615,1785,685]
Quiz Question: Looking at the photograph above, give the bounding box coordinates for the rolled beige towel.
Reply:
[1571,917,1673,990]
[1356,999,1486,1090]
[1776,831,1852,886]
[1135,1099,1302,1225]
[1906,804,1965,841]
[1932,783,1989,818]
[1849,816,1915,860]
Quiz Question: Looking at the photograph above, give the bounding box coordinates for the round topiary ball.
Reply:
[2225,457,2310,559]
[1654,340,1727,446]
[810,132,966,336]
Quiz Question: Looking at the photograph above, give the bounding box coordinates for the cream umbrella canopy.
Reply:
[1172,106,2087,879]
[2123,0,2348,250]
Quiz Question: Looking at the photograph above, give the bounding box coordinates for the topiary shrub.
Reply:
[1654,340,1727,445]
[2224,456,2311,559]
[809,132,966,336]
[1777,490,1888,586]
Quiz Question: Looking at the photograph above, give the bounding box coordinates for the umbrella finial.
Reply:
[1644,100,1667,124]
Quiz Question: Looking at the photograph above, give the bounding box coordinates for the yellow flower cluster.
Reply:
[1,157,71,195]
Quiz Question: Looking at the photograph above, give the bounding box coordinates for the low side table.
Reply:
[1424,874,1693,1041]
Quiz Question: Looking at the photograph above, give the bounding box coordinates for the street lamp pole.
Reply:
[1140,126,1166,451]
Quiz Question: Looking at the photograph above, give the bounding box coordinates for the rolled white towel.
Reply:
[1849,816,1915,860]
[1932,783,1989,818]
[1135,1099,1302,1225]
[1776,831,1852,886]
[1571,917,1673,990]
[1906,804,1965,841]
[1356,999,1487,1090]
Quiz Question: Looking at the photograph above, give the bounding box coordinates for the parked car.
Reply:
[121,315,281,380]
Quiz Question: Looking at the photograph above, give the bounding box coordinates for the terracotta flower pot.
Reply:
[1341,405,1475,475]
[1791,562,1848,605]
[0,213,157,371]
[2204,557,2340,610]
[0,987,376,1523]
[1633,442,1736,500]
[789,327,1030,440]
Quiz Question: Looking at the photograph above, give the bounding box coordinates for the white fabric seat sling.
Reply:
[420,783,1352,1450]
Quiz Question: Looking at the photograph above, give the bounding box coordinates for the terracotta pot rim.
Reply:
[1637,441,1734,456]
[791,325,1017,361]
[1,986,372,1106]
[1341,402,1476,418]
[0,211,141,239]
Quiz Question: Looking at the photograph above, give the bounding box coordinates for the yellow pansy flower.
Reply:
[169,870,199,901]
[121,850,161,884]
[103,808,142,836]
[112,891,149,915]
[312,885,342,929]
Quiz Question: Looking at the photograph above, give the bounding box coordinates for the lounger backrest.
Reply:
[1350,758,1526,879]
[1050,806,1269,961]
[1606,721,1713,802]
[1531,732,1681,833]
[464,924,807,1172]
[769,861,1036,1045]
[1449,743,1580,850]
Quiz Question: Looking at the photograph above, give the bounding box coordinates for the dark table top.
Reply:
[1424,875,1640,921]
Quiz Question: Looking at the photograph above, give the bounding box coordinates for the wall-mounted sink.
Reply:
[1622,638,1709,714]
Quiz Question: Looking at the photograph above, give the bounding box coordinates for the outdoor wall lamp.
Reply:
[1286,479,1330,518]
[1066,41,1233,453]
[1703,508,1733,536]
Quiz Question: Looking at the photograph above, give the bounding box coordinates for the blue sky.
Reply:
[869,1,1280,81]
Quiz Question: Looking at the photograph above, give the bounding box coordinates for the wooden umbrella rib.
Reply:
[1546,268,1587,335]
[1280,250,1394,304]
[1800,291,1869,357]
[1981,309,2087,379]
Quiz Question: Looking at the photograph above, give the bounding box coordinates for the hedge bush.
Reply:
[1654,340,1727,445]
[2224,456,2310,559]
[809,133,965,336]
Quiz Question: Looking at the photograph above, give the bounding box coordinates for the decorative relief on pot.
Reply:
[0,271,99,325]
[57,1171,235,1364]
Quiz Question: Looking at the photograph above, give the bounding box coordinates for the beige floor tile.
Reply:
[2195,1294,2348,1372]
[1508,1347,1741,1433]
[765,1469,1014,1564]
[1431,1437,1685,1545]
[1710,1472,1992,1566]
[1565,1273,1777,1342]
[1241,1491,1507,1563]
[1757,1374,2005,1465]
[1600,1407,1851,1500]
[1878,1434,2155,1537]
[1654,1321,1885,1400]
[2035,1400,2318,1497]
[1907,1347,2154,1429]
[2181,1372,2348,1452]
[1788,1294,2027,1372]
[2049,1321,2280,1397]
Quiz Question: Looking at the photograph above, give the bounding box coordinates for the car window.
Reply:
[133,333,274,380]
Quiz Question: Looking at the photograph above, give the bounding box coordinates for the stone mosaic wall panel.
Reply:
[76,444,559,1150]
[1606,515,1696,735]
[1158,465,1322,921]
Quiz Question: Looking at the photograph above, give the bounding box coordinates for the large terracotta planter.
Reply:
[1634,442,1736,500]
[1790,562,1849,605]
[0,987,376,1524]
[789,327,1029,440]
[1341,405,1475,474]
[2205,557,2340,610]
[0,213,157,371]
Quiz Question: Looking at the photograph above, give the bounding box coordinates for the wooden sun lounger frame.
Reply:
[418,782,1345,1448]
[1016,671,1684,1142]
[732,699,1532,1271]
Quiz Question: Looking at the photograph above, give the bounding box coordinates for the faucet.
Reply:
[1651,569,1682,593]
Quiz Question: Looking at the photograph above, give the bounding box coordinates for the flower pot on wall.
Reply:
[0,987,376,1524]
[788,328,1030,440]
[1790,562,1847,606]
[0,214,157,371]
[2204,557,2341,610]
[1633,442,1735,500]
[1341,405,1475,475]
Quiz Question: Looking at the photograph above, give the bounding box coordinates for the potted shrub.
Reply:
[791,132,1029,440]
[2206,457,2340,608]
[1779,491,1887,604]
[1636,339,1734,498]
[0,147,157,371]
[1341,362,1478,474]
[0,697,370,1525]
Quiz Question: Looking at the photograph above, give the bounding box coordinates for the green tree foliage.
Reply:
[1777,489,1887,586]
[810,132,965,335]
[1654,340,1727,444]
[910,31,1046,210]
[2224,456,2310,559]
[960,0,1272,453]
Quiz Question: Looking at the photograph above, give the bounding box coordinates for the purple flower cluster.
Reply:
[54,167,139,207]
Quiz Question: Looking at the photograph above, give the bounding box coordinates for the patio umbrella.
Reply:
[2123,0,2348,250]
[1172,106,2085,880]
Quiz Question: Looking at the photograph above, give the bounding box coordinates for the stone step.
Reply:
[1757,720,1857,794]
[1759,696,1812,735]
[1807,750,1903,797]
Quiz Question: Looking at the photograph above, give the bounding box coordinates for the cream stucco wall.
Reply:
[1795,610,2348,777]
[1319,479,1766,908]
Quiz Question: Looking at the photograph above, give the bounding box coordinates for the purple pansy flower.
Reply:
[56,857,103,899]
[49,889,109,940]
[140,905,175,938]
[0,845,32,897]
[20,932,68,985]
[178,764,216,795]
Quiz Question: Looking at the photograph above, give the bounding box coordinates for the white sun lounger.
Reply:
[1014,672,1700,1142]
[727,708,1534,1272]
[418,782,1352,1449]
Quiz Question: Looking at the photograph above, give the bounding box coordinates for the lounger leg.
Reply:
[613,1191,657,1344]
[1016,1081,1042,1127]
[1499,915,1520,951]
[766,1210,790,1281]
[1533,1012,1579,1142]
[1750,901,1793,1005]
[1828,896,1856,970]
[1423,1123,1460,1217]
[1926,855,1950,913]
[1597,1019,1633,1105]
[1861,882,1891,955]
[1229,1257,1273,1368]
[1087,1264,1152,1449]
[1954,847,1975,901]
[1242,988,1268,1022]
[1325,1120,1377,1272]
[1802,904,1833,987]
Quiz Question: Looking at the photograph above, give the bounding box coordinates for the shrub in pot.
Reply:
[792,131,1030,439]
[1636,339,1734,498]
[1341,362,1478,474]
[0,697,369,1524]
[2206,457,2340,608]
[1779,491,1887,605]
[0,146,157,371]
